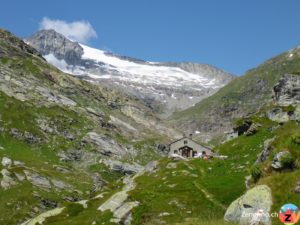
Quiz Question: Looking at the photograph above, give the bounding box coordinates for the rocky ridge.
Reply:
[26,29,234,117]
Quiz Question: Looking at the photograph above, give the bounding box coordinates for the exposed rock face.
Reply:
[224,185,272,225]
[25,29,84,65]
[273,74,300,106]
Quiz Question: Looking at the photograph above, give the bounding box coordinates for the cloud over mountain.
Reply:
[39,17,97,43]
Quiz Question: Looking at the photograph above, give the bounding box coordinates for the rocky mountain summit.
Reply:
[26,29,234,117]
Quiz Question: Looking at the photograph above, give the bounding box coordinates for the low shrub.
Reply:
[250,165,262,182]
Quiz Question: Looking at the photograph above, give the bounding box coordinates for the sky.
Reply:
[1,0,300,75]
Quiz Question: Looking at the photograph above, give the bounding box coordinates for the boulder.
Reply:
[144,161,158,173]
[1,157,12,167]
[266,108,289,123]
[245,123,261,136]
[24,170,51,189]
[271,151,290,170]
[105,160,143,175]
[224,185,272,225]
[1,169,17,189]
[111,201,139,224]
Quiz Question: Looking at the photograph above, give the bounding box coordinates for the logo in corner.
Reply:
[279,203,300,225]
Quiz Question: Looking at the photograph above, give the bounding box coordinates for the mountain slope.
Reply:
[26,29,234,117]
[31,84,300,225]
[171,45,300,143]
[0,28,177,224]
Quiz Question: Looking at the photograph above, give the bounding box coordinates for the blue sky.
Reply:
[1,0,300,75]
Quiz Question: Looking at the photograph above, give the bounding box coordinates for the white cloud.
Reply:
[39,17,97,43]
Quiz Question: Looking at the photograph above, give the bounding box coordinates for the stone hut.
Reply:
[168,136,213,158]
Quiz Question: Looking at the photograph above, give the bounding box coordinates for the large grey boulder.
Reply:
[266,108,289,123]
[224,185,272,225]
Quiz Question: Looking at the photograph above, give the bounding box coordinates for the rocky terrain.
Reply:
[0,28,178,224]
[171,45,300,143]
[1,27,300,225]
[26,29,234,117]
[13,71,300,225]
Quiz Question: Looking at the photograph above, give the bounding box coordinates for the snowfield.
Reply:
[80,44,219,89]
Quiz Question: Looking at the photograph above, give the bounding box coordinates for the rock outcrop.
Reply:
[224,185,272,225]
[273,74,300,106]
[271,151,291,170]
[256,138,275,164]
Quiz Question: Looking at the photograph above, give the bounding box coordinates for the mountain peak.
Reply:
[26,30,234,116]
[26,29,84,65]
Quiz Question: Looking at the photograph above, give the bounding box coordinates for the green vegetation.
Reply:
[280,152,296,170]
[0,29,169,224]
[250,165,262,182]
[128,121,273,224]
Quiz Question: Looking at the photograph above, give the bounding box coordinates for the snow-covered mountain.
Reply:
[26,29,234,116]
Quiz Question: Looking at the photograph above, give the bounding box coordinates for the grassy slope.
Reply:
[0,29,167,224]
[128,116,274,224]
[0,92,93,224]
[128,107,300,225]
